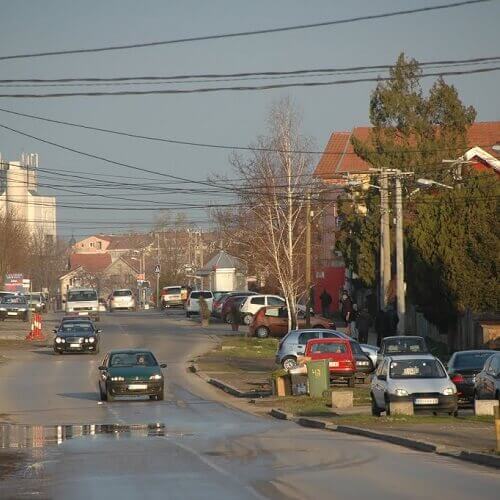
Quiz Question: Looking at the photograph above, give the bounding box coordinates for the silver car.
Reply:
[371,354,458,416]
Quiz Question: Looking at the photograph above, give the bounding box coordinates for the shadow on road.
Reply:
[56,392,100,401]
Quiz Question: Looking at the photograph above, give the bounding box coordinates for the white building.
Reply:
[0,153,57,241]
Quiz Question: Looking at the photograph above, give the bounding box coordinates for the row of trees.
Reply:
[336,54,499,332]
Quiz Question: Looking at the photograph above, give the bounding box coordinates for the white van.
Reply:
[185,291,214,317]
[65,287,99,321]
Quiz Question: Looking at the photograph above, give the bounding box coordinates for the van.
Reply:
[65,288,99,321]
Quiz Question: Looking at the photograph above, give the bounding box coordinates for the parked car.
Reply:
[219,293,257,323]
[53,319,101,355]
[447,350,494,405]
[376,336,429,366]
[248,306,335,339]
[25,292,47,313]
[98,349,166,401]
[276,328,374,379]
[474,352,500,401]
[213,291,257,319]
[108,289,136,312]
[161,286,187,309]
[305,338,357,387]
[239,295,286,325]
[370,354,457,416]
[185,290,214,317]
[0,294,29,321]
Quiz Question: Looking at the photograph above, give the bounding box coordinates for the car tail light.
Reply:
[451,374,465,384]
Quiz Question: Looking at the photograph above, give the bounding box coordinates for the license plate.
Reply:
[70,343,81,348]
[78,311,89,315]
[7,312,18,316]
[329,361,339,367]
[415,398,439,405]
[128,384,147,390]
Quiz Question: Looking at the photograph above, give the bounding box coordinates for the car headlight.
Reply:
[149,374,163,380]
[442,386,456,395]
[0,308,6,311]
[394,388,409,397]
[18,308,27,312]
[88,337,96,343]
[110,376,124,381]
[55,337,63,344]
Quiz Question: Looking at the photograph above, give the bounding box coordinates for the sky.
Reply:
[0,0,499,239]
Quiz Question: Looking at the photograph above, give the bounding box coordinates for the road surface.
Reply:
[0,311,498,499]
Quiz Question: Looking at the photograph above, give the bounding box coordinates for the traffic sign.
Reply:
[154,265,161,274]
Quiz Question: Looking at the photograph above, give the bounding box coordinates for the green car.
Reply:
[98,349,166,402]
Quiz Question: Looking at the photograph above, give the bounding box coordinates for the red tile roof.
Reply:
[314,122,500,179]
[70,253,112,273]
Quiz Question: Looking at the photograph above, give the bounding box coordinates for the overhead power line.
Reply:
[0,1,488,62]
[1,65,499,98]
[0,55,498,84]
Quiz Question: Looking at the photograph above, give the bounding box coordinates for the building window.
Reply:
[97,241,102,250]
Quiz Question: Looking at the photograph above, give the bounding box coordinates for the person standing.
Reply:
[355,308,372,344]
[340,291,354,335]
[319,289,332,318]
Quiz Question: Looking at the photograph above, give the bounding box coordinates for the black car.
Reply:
[474,352,500,401]
[0,295,29,321]
[447,350,494,404]
[53,320,101,354]
[98,349,166,402]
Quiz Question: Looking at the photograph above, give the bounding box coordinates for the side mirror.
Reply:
[96,329,102,333]
[98,365,106,371]
[52,328,57,334]
[160,363,167,368]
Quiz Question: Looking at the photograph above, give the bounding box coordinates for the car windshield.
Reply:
[190,291,212,299]
[384,338,426,354]
[113,290,132,297]
[68,290,97,301]
[390,359,446,379]
[166,287,182,294]
[452,352,493,370]
[110,352,157,367]
[1,296,27,304]
[311,343,347,354]
[61,323,93,334]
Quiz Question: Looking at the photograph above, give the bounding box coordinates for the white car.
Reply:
[109,289,136,312]
[239,295,286,325]
[370,354,458,416]
[185,291,214,317]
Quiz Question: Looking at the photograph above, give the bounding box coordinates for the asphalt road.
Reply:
[0,311,498,499]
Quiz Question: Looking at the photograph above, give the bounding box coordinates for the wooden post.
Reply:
[494,405,500,452]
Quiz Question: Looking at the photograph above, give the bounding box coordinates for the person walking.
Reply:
[355,308,372,344]
[319,289,332,318]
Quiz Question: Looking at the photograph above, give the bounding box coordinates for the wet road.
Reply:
[0,311,498,499]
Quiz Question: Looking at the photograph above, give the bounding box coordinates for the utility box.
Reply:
[306,359,329,398]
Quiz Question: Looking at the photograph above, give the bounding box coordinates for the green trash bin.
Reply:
[306,359,329,398]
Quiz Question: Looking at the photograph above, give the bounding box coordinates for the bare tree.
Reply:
[0,210,31,282]
[218,98,322,329]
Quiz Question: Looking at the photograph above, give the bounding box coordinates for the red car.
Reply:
[305,338,356,387]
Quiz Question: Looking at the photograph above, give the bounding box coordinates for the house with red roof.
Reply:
[312,121,500,314]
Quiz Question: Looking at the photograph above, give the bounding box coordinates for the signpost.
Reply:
[154,265,161,309]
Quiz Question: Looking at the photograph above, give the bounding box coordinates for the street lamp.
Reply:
[416,178,453,189]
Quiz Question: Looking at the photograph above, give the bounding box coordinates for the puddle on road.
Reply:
[0,422,171,449]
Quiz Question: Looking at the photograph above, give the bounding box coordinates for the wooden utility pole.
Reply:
[305,192,312,328]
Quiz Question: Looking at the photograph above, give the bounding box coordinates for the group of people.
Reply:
[319,288,398,346]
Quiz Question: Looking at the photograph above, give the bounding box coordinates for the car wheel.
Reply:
[371,394,382,417]
[449,410,459,417]
[100,385,107,401]
[106,388,114,402]
[282,356,298,371]
[243,314,252,326]
[347,377,355,388]
[256,326,269,339]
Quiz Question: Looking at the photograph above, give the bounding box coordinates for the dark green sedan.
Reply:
[98,349,166,402]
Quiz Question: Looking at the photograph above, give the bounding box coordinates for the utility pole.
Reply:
[156,233,160,309]
[394,173,405,335]
[379,173,391,310]
[305,192,312,328]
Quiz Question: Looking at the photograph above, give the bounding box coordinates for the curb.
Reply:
[190,362,272,399]
[268,408,500,469]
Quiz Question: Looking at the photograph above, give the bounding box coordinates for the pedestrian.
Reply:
[340,291,355,335]
[356,308,372,344]
[319,289,332,318]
